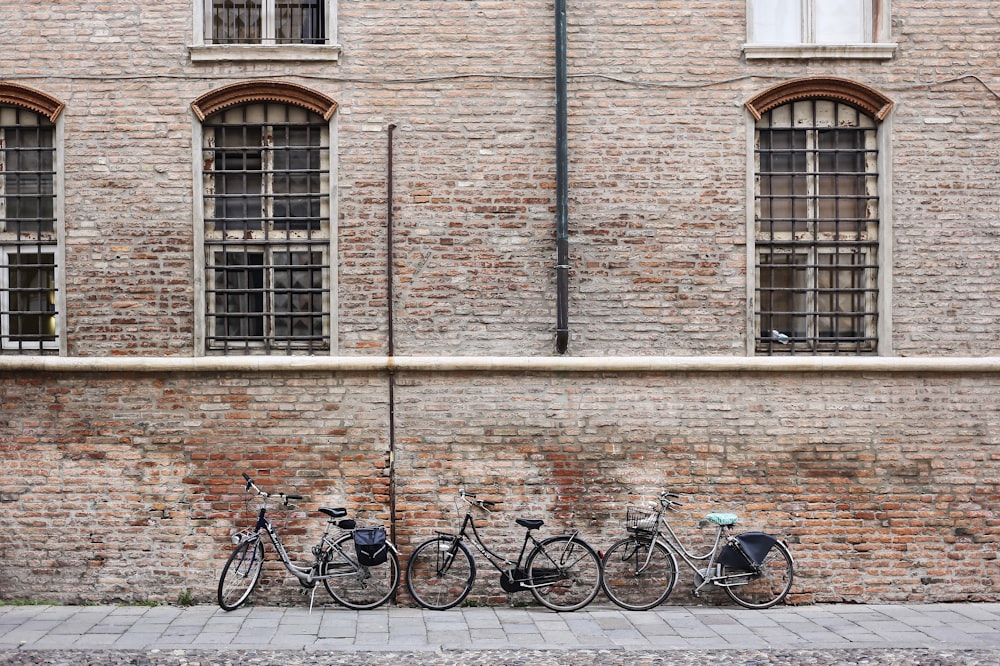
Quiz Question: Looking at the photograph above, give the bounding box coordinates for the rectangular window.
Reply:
[0,106,58,354]
[745,0,894,59]
[754,100,879,355]
[1,251,57,350]
[202,103,330,355]
[206,0,325,45]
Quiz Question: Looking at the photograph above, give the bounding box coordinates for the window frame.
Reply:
[191,82,339,356]
[190,0,341,62]
[744,0,896,60]
[0,88,65,356]
[0,247,59,352]
[745,78,894,357]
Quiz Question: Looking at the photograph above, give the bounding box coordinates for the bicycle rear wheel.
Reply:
[723,540,794,609]
[526,535,602,612]
[405,536,476,610]
[323,533,401,610]
[601,536,677,611]
[218,537,265,611]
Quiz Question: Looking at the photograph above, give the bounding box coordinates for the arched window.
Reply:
[0,83,63,355]
[746,78,892,355]
[193,82,337,355]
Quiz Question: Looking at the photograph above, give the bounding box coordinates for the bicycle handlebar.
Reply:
[240,473,303,506]
[659,491,684,510]
[459,488,499,510]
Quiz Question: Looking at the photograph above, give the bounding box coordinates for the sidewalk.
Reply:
[1,602,999,653]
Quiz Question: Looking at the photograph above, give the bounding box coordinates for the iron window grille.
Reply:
[754,99,879,355]
[202,102,330,355]
[0,106,58,354]
[206,0,325,45]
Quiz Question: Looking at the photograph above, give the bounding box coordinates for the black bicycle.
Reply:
[218,473,400,611]
[405,489,603,611]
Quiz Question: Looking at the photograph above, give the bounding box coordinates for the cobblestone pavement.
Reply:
[1,648,999,665]
[1,602,999,665]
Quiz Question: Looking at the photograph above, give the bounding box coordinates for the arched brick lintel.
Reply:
[745,77,893,121]
[0,82,65,122]
[191,80,338,121]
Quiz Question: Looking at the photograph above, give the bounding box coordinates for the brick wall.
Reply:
[1,1,1000,606]
[2,370,998,606]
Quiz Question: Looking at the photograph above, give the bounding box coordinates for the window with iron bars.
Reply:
[205,0,326,44]
[0,106,58,355]
[202,103,331,355]
[754,99,879,355]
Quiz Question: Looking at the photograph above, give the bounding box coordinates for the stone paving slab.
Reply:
[0,602,998,655]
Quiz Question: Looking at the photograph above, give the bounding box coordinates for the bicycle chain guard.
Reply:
[500,568,528,593]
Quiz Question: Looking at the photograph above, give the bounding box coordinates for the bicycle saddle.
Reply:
[706,513,738,526]
[516,518,544,530]
[319,507,347,519]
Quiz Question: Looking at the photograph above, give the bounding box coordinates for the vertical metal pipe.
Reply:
[387,124,397,358]
[555,0,570,354]
[386,124,398,550]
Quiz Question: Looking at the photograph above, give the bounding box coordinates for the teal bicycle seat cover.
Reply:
[706,513,738,526]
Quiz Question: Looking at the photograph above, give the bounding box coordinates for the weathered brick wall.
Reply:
[2,1,1000,606]
[2,370,998,606]
[2,2,998,355]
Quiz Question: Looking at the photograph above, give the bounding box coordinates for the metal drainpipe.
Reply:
[386,124,398,547]
[555,0,570,354]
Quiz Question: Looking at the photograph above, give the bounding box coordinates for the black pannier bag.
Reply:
[353,526,388,566]
[717,532,778,572]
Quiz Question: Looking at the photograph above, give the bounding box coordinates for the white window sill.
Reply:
[743,43,897,60]
[189,44,342,63]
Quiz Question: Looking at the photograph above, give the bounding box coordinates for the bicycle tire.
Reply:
[723,540,794,609]
[526,535,602,612]
[405,536,476,610]
[218,537,265,611]
[322,533,400,610]
[601,536,678,611]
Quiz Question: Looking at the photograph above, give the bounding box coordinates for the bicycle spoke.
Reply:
[723,541,794,609]
[406,537,476,611]
[601,537,677,611]
[323,534,400,610]
[528,536,602,612]
[218,539,265,611]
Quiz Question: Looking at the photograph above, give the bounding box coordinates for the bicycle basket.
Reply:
[353,526,388,567]
[625,506,658,534]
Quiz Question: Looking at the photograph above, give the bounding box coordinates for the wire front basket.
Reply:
[625,505,659,534]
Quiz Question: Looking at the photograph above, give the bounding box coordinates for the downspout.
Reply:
[386,124,397,546]
[554,0,570,354]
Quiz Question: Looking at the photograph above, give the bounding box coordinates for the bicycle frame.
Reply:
[632,507,758,595]
[238,507,319,586]
[438,502,583,590]
[236,488,397,588]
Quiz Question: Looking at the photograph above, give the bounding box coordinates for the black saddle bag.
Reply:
[717,532,778,572]
[353,526,389,566]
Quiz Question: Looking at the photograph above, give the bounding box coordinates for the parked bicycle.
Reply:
[218,473,400,611]
[405,489,603,611]
[601,491,794,610]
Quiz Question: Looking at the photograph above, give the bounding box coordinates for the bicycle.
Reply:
[405,489,603,612]
[601,491,794,610]
[217,472,401,611]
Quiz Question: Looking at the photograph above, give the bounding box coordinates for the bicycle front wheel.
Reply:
[322,533,401,610]
[218,537,265,611]
[526,535,602,611]
[723,540,794,609]
[601,536,678,611]
[405,536,476,610]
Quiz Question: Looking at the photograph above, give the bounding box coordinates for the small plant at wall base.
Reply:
[177,589,195,607]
